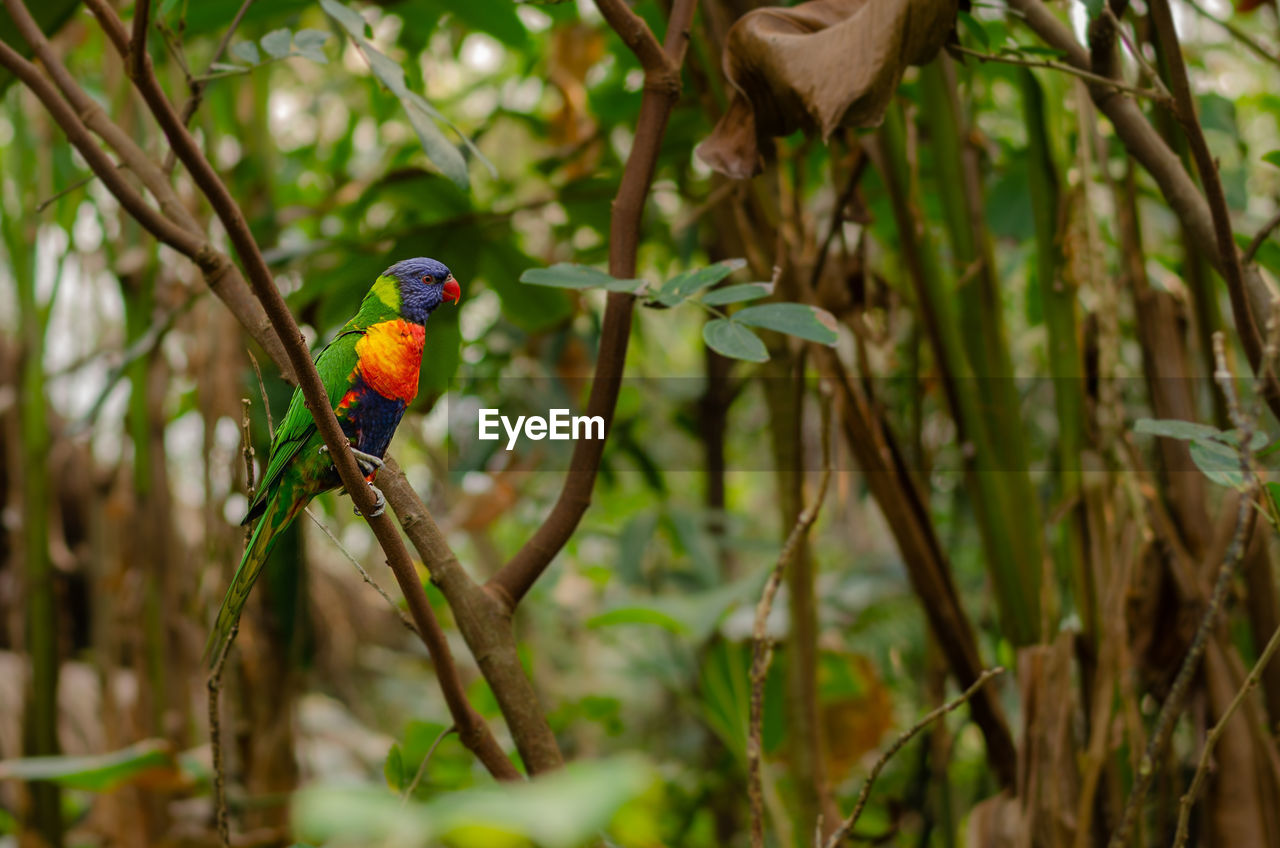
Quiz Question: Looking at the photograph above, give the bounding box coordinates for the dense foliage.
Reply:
[4,0,1280,845]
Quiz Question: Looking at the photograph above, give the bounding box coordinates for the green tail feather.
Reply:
[203,490,305,669]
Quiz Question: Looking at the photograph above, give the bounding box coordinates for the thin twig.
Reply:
[207,399,257,848]
[950,44,1172,106]
[1102,5,1172,100]
[401,724,456,804]
[822,668,1006,848]
[1244,208,1280,266]
[1173,620,1280,846]
[304,507,419,637]
[164,0,255,172]
[246,350,273,437]
[749,393,833,848]
[1108,333,1260,847]
[1171,301,1280,846]
[1182,0,1280,71]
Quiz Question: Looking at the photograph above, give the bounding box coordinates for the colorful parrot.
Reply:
[204,257,461,667]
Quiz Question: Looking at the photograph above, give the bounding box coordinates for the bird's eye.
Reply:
[421,275,428,284]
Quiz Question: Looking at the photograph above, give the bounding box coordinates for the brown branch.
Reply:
[748,394,832,848]
[1006,0,1280,423]
[130,0,152,81]
[1,0,291,375]
[1183,0,1280,71]
[1174,618,1280,846]
[1108,334,1260,847]
[166,0,256,173]
[1244,207,1280,265]
[951,44,1171,105]
[822,668,1006,848]
[80,0,516,781]
[593,0,671,76]
[487,0,699,609]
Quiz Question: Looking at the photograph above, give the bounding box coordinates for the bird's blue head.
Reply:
[383,257,461,324]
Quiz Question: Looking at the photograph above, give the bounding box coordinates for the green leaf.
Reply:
[295,756,655,847]
[703,319,768,362]
[0,740,179,792]
[320,0,471,188]
[1189,437,1246,488]
[229,40,261,65]
[1133,418,1222,441]
[588,565,769,642]
[520,264,645,293]
[383,743,405,793]
[402,93,470,189]
[1266,481,1280,516]
[1265,150,1280,170]
[652,259,746,307]
[318,0,368,37]
[293,29,331,63]
[701,282,773,306]
[260,28,293,60]
[733,303,839,345]
[957,11,990,49]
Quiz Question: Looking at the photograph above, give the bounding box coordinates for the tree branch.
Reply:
[487,0,699,609]
[822,668,1006,848]
[1,0,292,376]
[130,0,152,81]
[1108,333,1260,847]
[951,44,1171,105]
[749,396,832,848]
[77,0,516,781]
[1005,0,1280,423]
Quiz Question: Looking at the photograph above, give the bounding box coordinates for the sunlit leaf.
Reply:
[703,319,768,362]
[733,303,839,345]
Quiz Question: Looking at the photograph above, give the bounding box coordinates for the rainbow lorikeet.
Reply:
[204,257,461,667]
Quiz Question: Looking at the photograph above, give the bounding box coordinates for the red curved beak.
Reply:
[443,276,461,304]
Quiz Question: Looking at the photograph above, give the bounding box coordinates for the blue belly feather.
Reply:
[337,379,407,460]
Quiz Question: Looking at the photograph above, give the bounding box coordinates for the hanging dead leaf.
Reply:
[697,0,958,178]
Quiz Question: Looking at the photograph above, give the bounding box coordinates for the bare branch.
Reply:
[80,0,517,781]
[748,394,833,848]
[130,0,152,81]
[822,668,1006,848]
[1108,333,1260,847]
[488,0,700,608]
[1244,208,1280,266]
[951,44,1171,105]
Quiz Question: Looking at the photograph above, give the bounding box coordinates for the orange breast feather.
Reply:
[354,320,425,403]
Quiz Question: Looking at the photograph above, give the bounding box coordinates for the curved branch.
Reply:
[78,0,517,781]
[488,0,699,609]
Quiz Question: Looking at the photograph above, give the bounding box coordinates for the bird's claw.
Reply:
[354,482,386,518]
[319,444,386,477]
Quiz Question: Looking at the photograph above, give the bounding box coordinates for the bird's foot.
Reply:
[353,482,386,518]
[318,444,386,477]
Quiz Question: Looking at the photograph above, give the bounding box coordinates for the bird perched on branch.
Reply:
[204,257,461,667]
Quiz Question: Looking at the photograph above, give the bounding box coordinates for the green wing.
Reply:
[243,328,364,523]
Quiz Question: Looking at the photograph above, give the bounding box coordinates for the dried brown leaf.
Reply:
[697,0,958,178]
